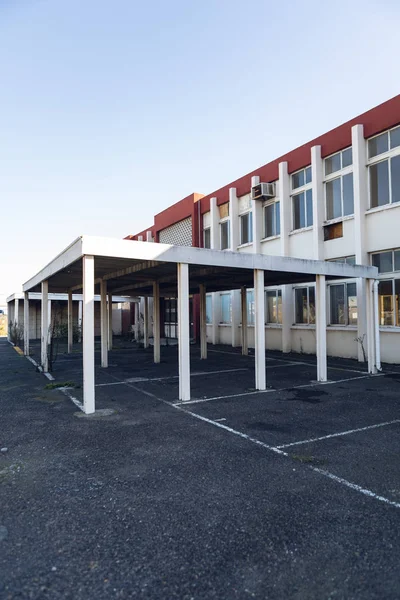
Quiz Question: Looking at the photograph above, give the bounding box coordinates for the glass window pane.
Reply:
[347,282,357,325]
[330,285,345,325]
[391,155,400,205]
[342,148,353,168]
[390,126,400,150]
[378,280,394,326]
[305,166,312,184]
[345,256,356,265]
[394,250,400,272]
[277,290,282,324]
[240,214,249,245]
[220,294,232,323]
[206,295,212,324]
[264,204,275,238]
[295,288,308,323]
[325,153,341,176]
[370,161,390,208]
[292,171,304,189]
[326,178,342,219]
[275,202,281,235]
[203,228,211,249]
[246,290,255,325]
[220,221,230,250]
[266,291,277,324]
[395,280,400,327]
[343,173,354,216]
[308,287,315,324]
[372,251,393,273]
[306,190,313,226]
[248,212,253,242]
[369,132,389,158]
[293,193,305,230]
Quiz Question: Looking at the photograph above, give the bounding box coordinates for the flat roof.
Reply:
[22,236,378,296]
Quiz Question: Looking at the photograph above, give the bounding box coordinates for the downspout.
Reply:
[373,280,382,371]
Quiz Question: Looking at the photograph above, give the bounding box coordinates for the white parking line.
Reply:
[95,368,249,387]
[275,419,400,449]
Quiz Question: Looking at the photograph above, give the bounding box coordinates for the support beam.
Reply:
[153,282,160,363]
[41,281,49,373]
[178,263,190,401]
[199,284,207,359]
[100,280,108,368]
[366,278,377,375]
[107,293,113,350]
[254,270,266,390]
[143,296,149,349]
[281,285,293,354]
[231,290,241,347]
[15,298,19,325]
[134,302,140,341]
[23,292,29,356]
[241,286,248,355]
[315,275,327,382]
[67,290,73,354]
[373,280,381,371]
[83,255,95,414]
[78,300,83,343]
[251,175,262,254]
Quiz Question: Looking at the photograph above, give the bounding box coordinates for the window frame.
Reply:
[324,147,353,177]
[290,166,313,232]
[327,281,358,327]
[203,227,211,249]
[220,292,232,324]
[265,289,282,325]
[293,285,316,325]
[219,219,230,250]
[323,147,354,223]
[239,211,253,246]
[262,200,281,239]
[367,126,400,210]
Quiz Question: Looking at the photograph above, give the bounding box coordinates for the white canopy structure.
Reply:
[23,235,379,414]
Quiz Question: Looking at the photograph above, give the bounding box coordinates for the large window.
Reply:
[293,190,313,230]
[292,166,312,189]
[263,202,280,238]
[203,227,211,249]
[240,212,253,245]
[220,293,232,324]
[368,126,400,209]
[294,286,315,324]
[325,173,354,220]
[206,294,212,324]
[329,256,356,265]
[329,283,357,326]
[220,220,230,250]
[265,290,282,324]
[378,280,400,326]
[325,148,353,176]
[246,289,255,325]
[371,249,400,273]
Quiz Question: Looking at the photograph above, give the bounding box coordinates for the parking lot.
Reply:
[1,338,400,599]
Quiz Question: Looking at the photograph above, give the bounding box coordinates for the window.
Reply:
[246,290,255,325]
[292,166,312,189]
[378,279,400,326]
[220,293,232,324]
[203,227,211,249]
[329,283,357,326]
[263,202,280,238]
[371,249,400,273]
[293,190,313,230]
[240,212,253,245]
[265,290,282,324]
[325,173,354,220]
[220,221,230,250]
[325,148,353,176]
[329,256,356,265]
[368,126,400,208]
[294,286,315,324]
[206,295,212,324]
[324,221,343,241]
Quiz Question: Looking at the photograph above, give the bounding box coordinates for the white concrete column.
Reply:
[352,124,369,362]
[83,255,95,414]
[251,175,262,254]
[41,281,49,373]
[100,280,108,368]
[366,278,377,374]
[107,293,113,350]
[281,285,293,354]
[67,290,73,353]
[373,280,381,371]
[48,300,52,332]
[199,284,207,359]
[134,302,140,341]
[311,145,324,260]
[210,197,219,250]
[15,298,19,325]
[23,292,29,356]
[153,281,160,363]
[178,263,190,401]
[211,293,220,345]
[78,300,83,343]
[143,296,149,349]
[229,187,239,251]
[279,162,290,256]
[241,286,248,355]
[7,302,12,342]
[315,275,327,382]
[254,270,266,390]
[231,289,241,347]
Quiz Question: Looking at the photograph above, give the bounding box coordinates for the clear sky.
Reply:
[1,0,399,304]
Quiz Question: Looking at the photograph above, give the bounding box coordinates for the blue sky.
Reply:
[1,0,400,302]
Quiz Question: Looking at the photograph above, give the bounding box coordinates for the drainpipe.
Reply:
[373,280,382,371]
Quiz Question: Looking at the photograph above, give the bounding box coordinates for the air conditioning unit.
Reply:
[251,182,275,201]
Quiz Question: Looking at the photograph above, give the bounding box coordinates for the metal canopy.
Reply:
[23,235,378,295]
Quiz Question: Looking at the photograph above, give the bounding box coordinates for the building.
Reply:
[126,95,400,364]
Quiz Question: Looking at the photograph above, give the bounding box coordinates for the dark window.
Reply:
[370,160,390,208]
[203,228,211,249]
